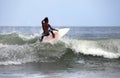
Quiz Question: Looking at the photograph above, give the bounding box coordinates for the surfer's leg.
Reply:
[39,36,44,42]
[51,31,55,38]
[40,33,45,42]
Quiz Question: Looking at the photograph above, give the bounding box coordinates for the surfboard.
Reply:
[41,28,70,42]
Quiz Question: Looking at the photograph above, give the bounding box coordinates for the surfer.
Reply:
[40,17,58,42]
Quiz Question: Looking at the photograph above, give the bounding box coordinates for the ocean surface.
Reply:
[0,26,120,78]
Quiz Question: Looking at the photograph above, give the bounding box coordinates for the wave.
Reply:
[0,33,120,65]
[63,38,120,59]
[0,32,39,45]
[0,42,67,65]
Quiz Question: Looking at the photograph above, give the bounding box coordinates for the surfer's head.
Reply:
[44,17,49,23]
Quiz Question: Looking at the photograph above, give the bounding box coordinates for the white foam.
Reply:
[0,42,65,65]
[18,33,39,40]
[0,61,22,65]
[0,44,39,65]
[0,44,9,48]
[62,39,120,59]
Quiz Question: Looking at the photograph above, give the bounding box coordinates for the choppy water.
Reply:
[0,26,120,78]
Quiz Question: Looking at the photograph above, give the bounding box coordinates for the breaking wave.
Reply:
[0,33,120,65]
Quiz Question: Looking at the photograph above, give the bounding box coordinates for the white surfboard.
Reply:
[41,28,70,42]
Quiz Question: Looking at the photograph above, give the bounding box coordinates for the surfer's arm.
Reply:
[41,20,46,33]
[49,24,58,31]
[41,20,45,24]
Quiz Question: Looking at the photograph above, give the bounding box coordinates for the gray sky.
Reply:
[0,0,120,26]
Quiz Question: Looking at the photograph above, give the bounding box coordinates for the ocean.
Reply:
[0,26,120,78]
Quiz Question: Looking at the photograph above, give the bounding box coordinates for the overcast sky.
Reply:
[0,0,120,26]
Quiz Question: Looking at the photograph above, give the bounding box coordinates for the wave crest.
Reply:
[63,39,120,58]
[0,33,39,45]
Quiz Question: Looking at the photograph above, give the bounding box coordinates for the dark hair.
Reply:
[44,17,48,23]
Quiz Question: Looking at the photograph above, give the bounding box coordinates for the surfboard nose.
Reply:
[58,28,70,38]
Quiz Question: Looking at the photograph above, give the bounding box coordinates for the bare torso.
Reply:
[42,23,50,34]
